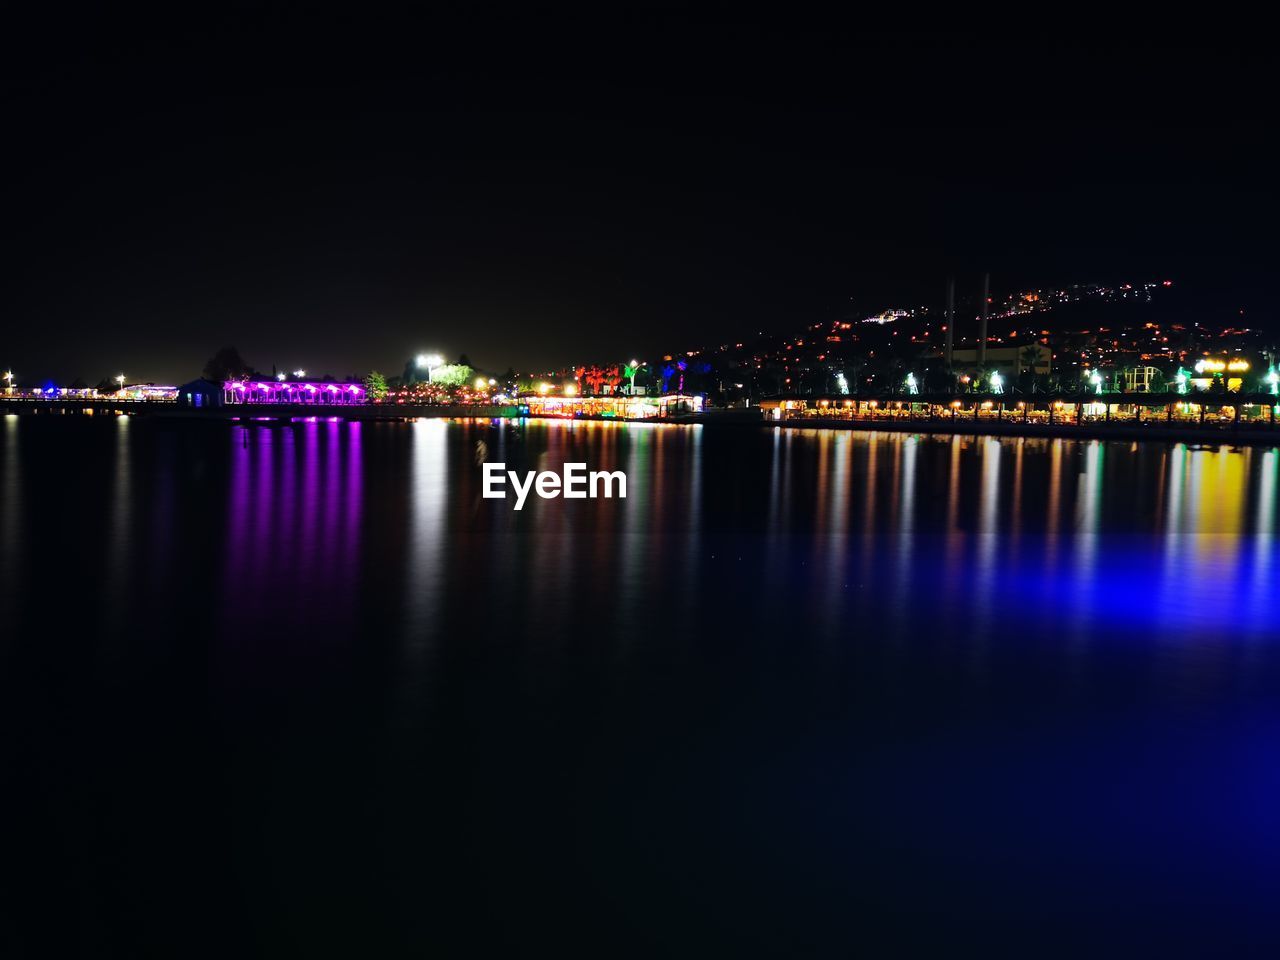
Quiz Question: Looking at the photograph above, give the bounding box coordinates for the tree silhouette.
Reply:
[203,346,251,381]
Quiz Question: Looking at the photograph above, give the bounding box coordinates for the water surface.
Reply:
[3,415,1279,954]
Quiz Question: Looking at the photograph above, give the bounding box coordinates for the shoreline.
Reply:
[6,398,1280,446]
[0,399,515,421]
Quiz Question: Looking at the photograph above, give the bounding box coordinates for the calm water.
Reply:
[4,415,1280,955]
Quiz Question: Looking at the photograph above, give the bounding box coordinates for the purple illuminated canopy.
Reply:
[223,380,366,405]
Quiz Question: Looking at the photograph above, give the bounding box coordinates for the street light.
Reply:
[417,354,444,383]
[116,373,126,392]
[293,369,306,378]
[2,371,12,393]
[625,360,642,395]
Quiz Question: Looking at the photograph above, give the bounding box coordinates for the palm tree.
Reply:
[623,360,646,395]
[604,365,623,395]
[1019,344,1041,375]
[844,358,865,396]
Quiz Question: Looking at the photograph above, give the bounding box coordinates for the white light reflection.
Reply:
[971,436,1003,656]
[404,419,449,648]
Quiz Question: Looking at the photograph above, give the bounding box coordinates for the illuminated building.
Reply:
[524,394,703,419]
[862,309,912,325]
[1191,357,1250,392]
[223,380,366,405]
[117,383,179,400]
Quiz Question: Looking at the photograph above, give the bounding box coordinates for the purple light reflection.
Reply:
[219,421,365,643]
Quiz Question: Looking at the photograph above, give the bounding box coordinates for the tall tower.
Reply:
[978,272,990,368]
[944,277,955,372]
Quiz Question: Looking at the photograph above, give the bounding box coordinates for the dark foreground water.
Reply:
[4,415,1280,956]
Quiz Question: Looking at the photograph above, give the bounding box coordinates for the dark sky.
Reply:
[5,18,1276,383]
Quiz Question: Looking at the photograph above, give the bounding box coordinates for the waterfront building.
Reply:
[524,394,703,419]
[758,392,1278,429]
[1190,357,1251,392]
[118,383,179,400]
[222,380,366,405]
[178,378,225,408]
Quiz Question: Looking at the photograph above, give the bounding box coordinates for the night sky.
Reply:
[5,19,1276,383]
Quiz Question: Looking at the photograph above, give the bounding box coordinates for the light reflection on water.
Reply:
[6,417,1278,647]
[0,416,22,616]
[349,420,1280,650]
[3,417,1278,653]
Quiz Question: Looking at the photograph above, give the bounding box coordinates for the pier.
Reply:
[8,390,1280,445]
[0,395,520,421]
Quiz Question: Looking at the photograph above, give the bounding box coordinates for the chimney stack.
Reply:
[978,272,990,368]
[944,278,955,372]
